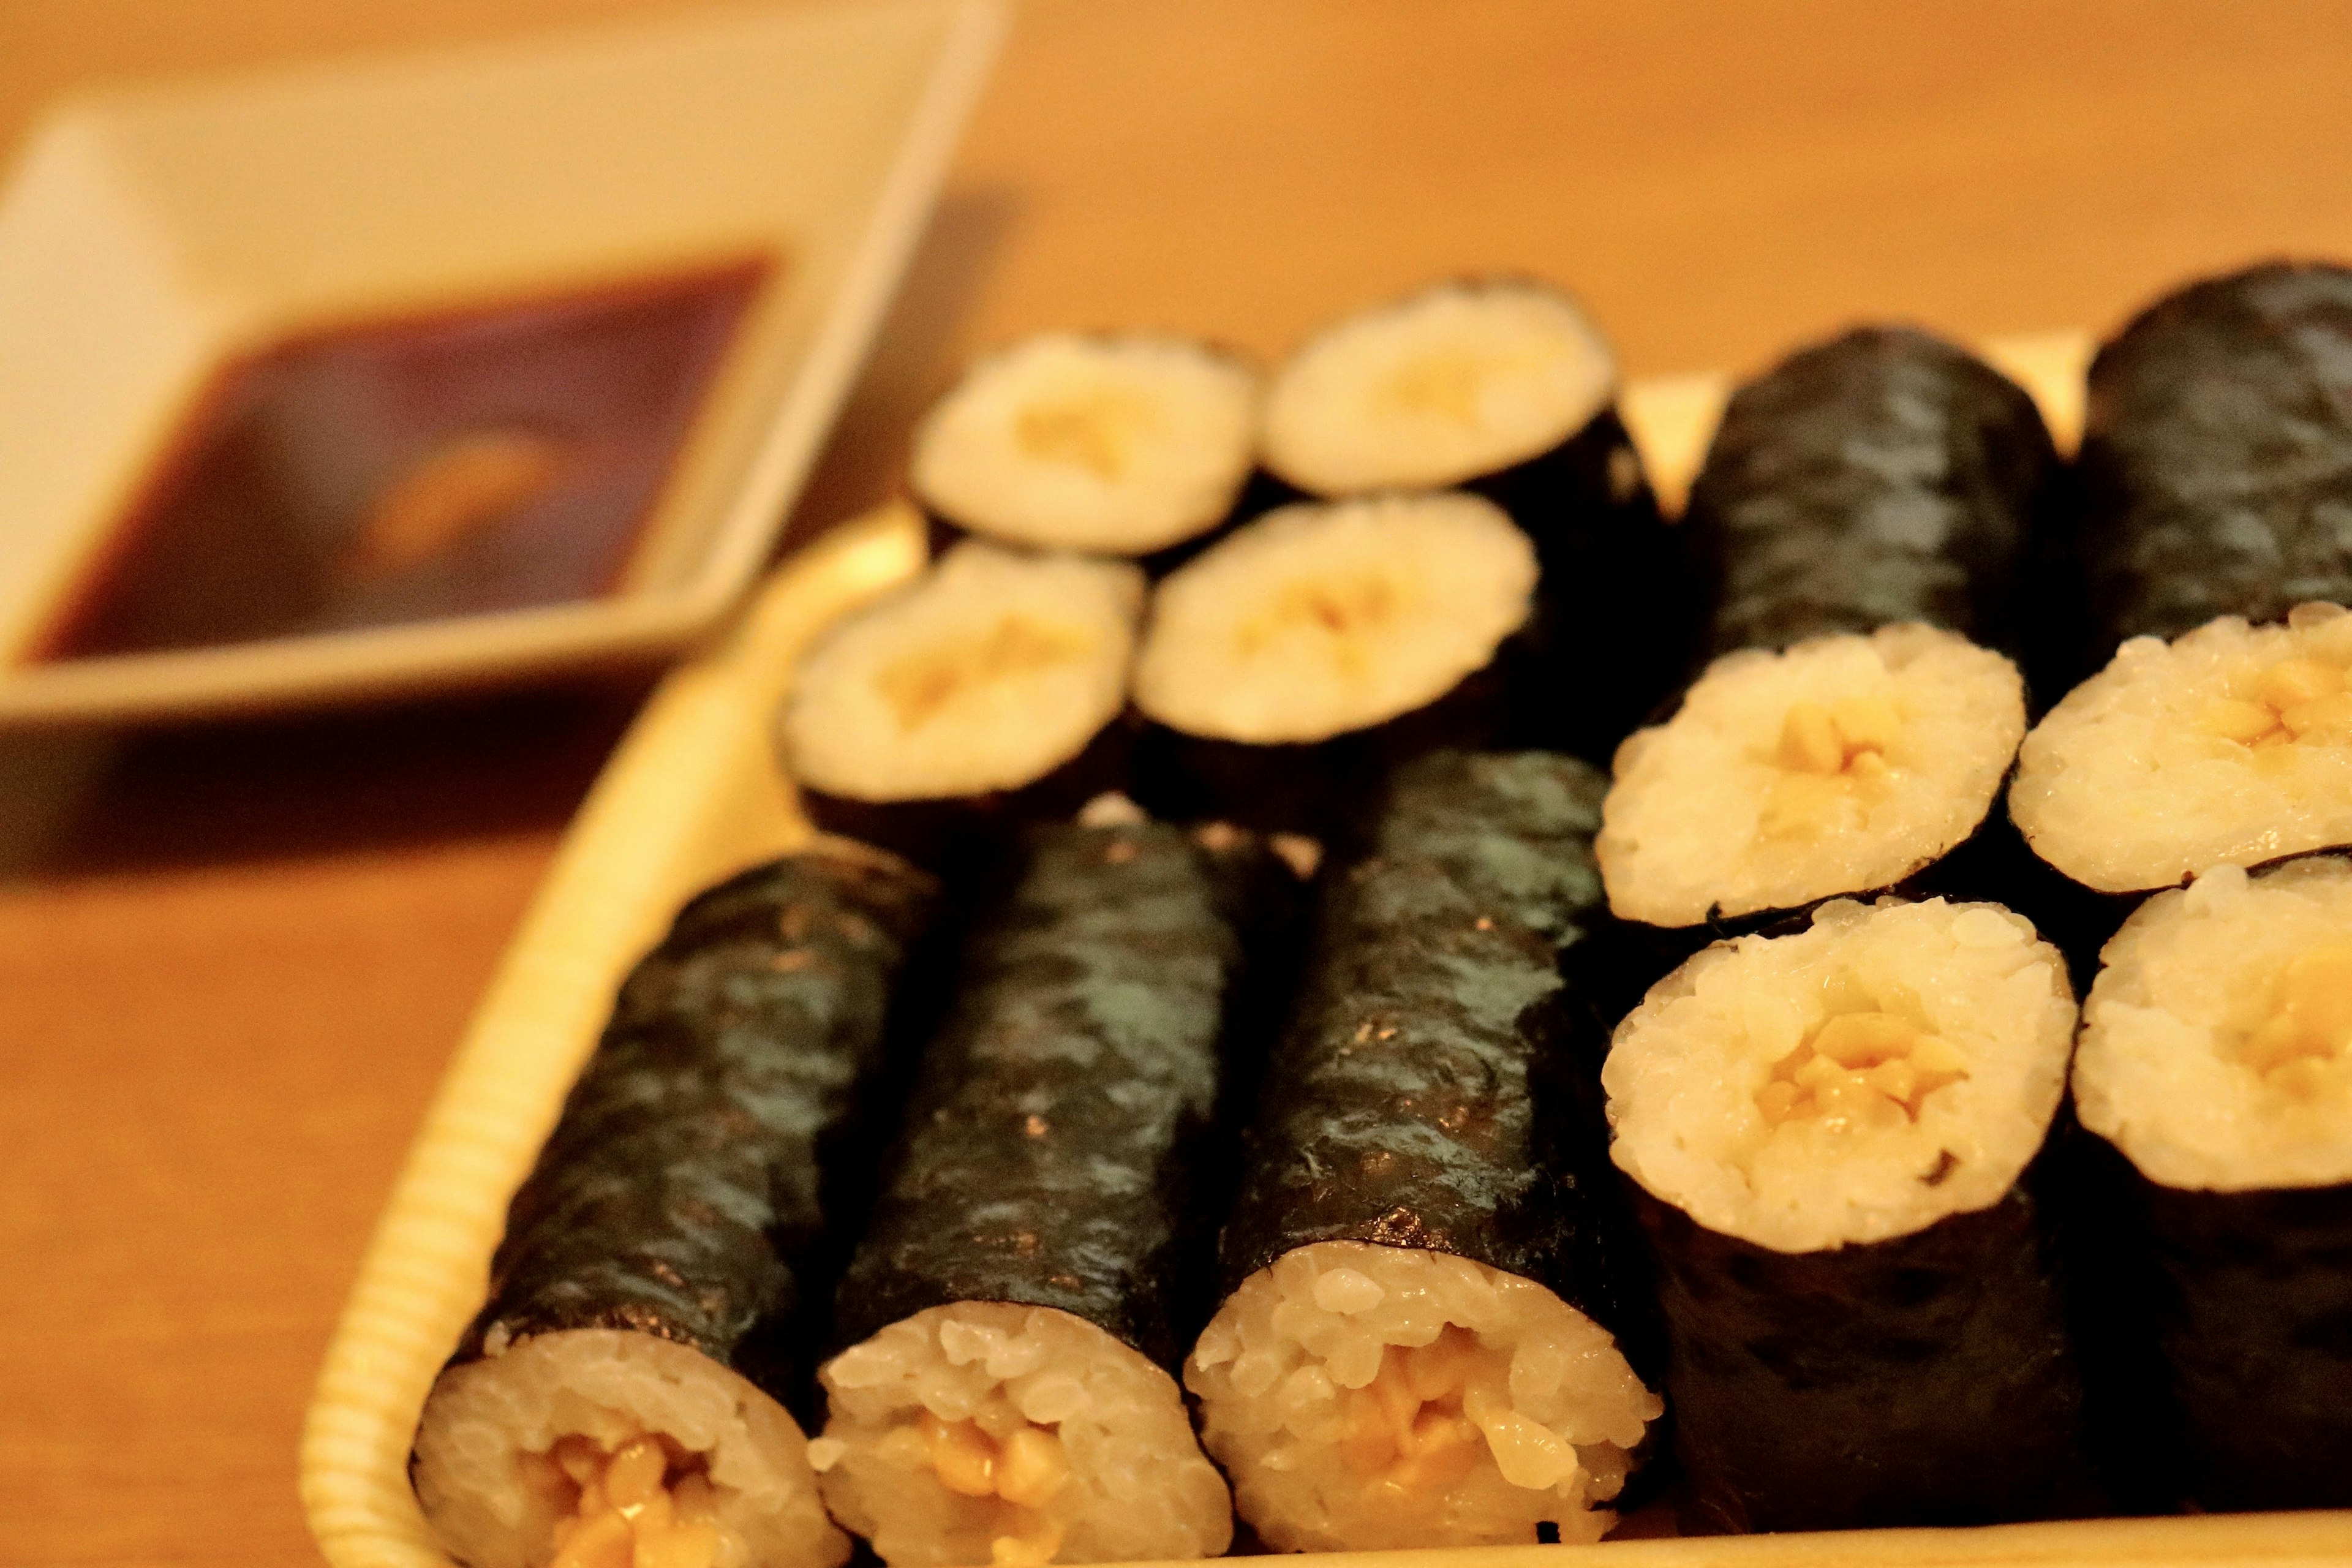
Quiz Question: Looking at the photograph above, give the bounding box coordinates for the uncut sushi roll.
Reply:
[1597,328,2048,937]
[808,815,1298,1566]
[1261,277,1684,755]
[1187,751,1662,1551]
[2071,260,2352,676]
[2072,855,2352,1511]
[911,333,1262,563]
[1604,895,2092,1533]
[779,541,1144,875]
[412,843,940,1568]
[1130,491,1541,837]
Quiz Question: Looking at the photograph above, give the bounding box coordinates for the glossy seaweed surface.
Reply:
[448,845,941,1411]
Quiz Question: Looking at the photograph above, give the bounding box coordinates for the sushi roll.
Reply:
[1186,752,1663,1552]
[2010,601,2352,894]
[1603,895,2091,1533]
[2071,855,2352,1511]
[910,333,1261,561]
[1260,276,1684,755]
[1130,492,1540,837]
[808,816,1298,1567]
[2071,260,2352,676]
[411,842,940,1568]
[779,541,1144,875]
[1597,328,2051,937]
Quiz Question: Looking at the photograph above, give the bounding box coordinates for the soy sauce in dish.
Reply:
[34,255,772,661]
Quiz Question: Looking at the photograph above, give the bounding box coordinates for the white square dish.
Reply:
[0,0,1003,722]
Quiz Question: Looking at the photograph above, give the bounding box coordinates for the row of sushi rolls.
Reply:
[412,262,2352,1568]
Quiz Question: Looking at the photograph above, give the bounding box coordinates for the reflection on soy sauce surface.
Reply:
[36,256,772,661]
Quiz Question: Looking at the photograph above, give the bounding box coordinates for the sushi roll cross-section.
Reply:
[1188,752,1662,1552]
[410,843,941,1568]
[1603,896,2091,1533]
[810,817,1298,1567]
[2073,856,2352,1510]
[911,333,1261,559]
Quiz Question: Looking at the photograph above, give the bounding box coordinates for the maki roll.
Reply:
[1603,896,2090,1533]
[779,541,1144,875]
[411,842,940,1568]
[1260,276,1683,755]
[2071,260,2352,673]
[2072,856,2352,1510]
[1186,752,1662,1551]
[1597,328,2051,935]
[910,333,1261,561]
[808,815,1297,1566]
[1130,492,1540,837]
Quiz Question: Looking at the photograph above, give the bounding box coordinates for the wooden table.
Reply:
[9,3,2352,1562]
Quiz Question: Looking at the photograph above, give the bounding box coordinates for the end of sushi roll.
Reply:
[1604,896,2075,1253]
[1184,1241,1659,1551]
[910,333,1260,556]
[812,1303,1231,1567]
[1597,625,2027,928]
[780,542,1144,869]
[2076,856,2352,1191]
[413,1329,846,1568]
[1261,279,1617,497]
[2011,604,2352,893]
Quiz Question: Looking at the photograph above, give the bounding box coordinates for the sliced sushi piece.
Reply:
[810,818,1299,1566]
[779,541,1144,874]
[412,843,941,1568]
[2071,856,2352,1510]
[2010,601,2352,894]
[1602,896,2091,1532]
[1188,754,1661,1551]
[1130,492,1539,836]
[910,333,1261,559]
[1598,623,2027,929]
[1261,276,1686,755]
[2073,260,2352,678]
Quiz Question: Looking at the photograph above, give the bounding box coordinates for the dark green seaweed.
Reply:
[1629,1175,2096,1534]
[1218,750,1652,1359]
[440,843,941,1420]
[1684,325,2057,663]
[2073,261,2352,680]
[830,818,1300,1372]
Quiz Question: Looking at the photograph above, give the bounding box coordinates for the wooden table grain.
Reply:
[8,3,2352,1564]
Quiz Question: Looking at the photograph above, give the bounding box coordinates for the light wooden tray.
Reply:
[298,333,2352,1568]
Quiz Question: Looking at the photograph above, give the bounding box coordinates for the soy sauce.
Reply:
[35,255,771,660]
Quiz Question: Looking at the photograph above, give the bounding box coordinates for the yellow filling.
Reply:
[1758,1009,1969,1131]
[519,1433,721,1568]
[2203,656,2352,750]
[873,616,1091,729]
[1326,1325,1581,1498]
[876,1408,1071,1567]
[2240,944,2352,1098]
[1760,696,1901,836]
[1234,573,1410,676]
[1014,392,1155,480]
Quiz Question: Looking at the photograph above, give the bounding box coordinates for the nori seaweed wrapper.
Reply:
[2074,260,2352,678]
[1217,749,1652,1359]
[1630,1168,2096,1533]
[830,818,1300,1372]
[444,842,942,1417]
[1684,325,2058,665]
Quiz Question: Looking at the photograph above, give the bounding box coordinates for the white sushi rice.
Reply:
[1131,492,1536,744]
[2011,603,2352,892]
[2075,857,2352,1192]
[910,333,1260,555]
[781,542,1143,804]
[812,1302,1231,1567]
[1597,625,2027,927]
[1184,1240,1659,1553]
[1604,897,2076,1254]
[1262,279,1618,496]
[413,1329,846,1568]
